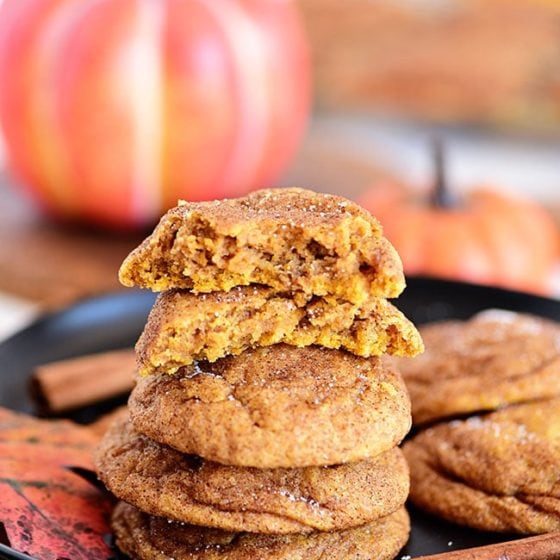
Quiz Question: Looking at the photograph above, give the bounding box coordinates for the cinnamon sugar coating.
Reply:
[96,415,409,534]
[111,502,410,560]
[129,344,411,468]
[396,310,560,424]
[404,398,560,534]
[136,287,423,375]
[118,188,405,305]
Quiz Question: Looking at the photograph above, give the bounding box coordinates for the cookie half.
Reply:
[396,310,560,424]
[129,344,411,468]
[136,286,423,375]
[404,398,560,533]
[111,502,410,560]
[119,187,405,304]
[95,415,409,534]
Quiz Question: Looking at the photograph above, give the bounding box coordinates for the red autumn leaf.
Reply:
[0,407,113,560]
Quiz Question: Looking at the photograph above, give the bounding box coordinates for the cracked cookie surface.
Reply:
[118,187,405,305]
[136,286,423,375]
[95,415,409,534]
[404,398,560,533]
[129,344,411,468]
[111,501,410,560]
[395,310,560,424]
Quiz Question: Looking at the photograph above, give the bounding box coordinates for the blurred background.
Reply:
[1,0,560,339]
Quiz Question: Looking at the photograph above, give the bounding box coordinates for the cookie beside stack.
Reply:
[95,188,423,560]
[397,310,560,534]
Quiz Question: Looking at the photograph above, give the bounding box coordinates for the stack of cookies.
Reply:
[95,188,423,560]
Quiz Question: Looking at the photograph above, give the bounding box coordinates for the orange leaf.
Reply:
[0,407,113,560]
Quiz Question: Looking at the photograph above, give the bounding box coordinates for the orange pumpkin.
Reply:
[360,183,560,295]
[0,0,310,229]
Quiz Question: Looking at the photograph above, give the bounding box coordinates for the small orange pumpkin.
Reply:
[360,181,560,296]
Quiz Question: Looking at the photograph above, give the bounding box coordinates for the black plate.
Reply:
[1,277,560,560]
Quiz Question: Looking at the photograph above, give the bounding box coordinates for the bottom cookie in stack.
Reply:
[95,345,413,559]
[112,502,410,560]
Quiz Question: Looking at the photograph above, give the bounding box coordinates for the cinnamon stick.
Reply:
[30,349,136,414]
[415,531,560,560]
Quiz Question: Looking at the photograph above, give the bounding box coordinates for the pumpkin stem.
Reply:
[431,138,454,208]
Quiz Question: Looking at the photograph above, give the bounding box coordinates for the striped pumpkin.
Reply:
[0,0,310,228]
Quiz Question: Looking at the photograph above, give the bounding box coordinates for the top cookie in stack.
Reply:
[119,187,404,301]
[120,187,423,374]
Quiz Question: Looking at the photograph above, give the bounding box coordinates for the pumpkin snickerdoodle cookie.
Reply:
[129,344,411,468]
[396,309,560,424]
[118,187,405,304]
[111,502,411,560]
[404,397,560,534]
[136,286,423,375]
[95,415,409,534]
